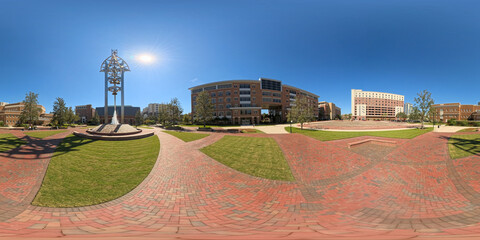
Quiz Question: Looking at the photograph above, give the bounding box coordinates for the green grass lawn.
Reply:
[285,127,433,141]
[448,134,480,159]
[32,135,160,207]
[24,130,67,139]
[457,128,479,133]
[200,135,294,181]
[164,131,209,142]
[0,133,26,152]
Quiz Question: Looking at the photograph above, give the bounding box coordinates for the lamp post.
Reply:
[433,110,435,129]
[290,120,293,133]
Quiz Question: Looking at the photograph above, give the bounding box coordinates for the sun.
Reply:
[136,54,154,63]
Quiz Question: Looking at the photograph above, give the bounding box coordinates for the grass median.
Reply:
[201,135,294,181]
[285,127,432,141]
[33,134,160,207]
[448,134,480,159]
[164,131,209,142]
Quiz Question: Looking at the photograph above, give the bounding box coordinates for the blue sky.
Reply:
[1,0,479,114]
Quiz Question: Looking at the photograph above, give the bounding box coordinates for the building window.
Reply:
[239,84,250,88]
[226,91,231,96]
[204,86,216,91]
[212,99,216,104]
[239,90,250,95]
[240,97,251,101]
[211,92,216,97]
[218,84,232,89]
[261,79,281,91]
[218,91,223,96]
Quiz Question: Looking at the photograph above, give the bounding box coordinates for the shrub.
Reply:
[0,121,4,127]
[446,119,456,126]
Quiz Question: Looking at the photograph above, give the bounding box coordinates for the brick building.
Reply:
[0,102,52,127]
[351,89,404,120]
[75,104,95,124]
[318,101,341,120]
[432,103,480,123]
[189,78,319,125]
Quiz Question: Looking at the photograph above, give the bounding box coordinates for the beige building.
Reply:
[0,102,52,127]
[318,101,341,120]
[351,89,404,120]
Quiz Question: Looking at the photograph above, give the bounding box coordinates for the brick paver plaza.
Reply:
[1,128,480,239]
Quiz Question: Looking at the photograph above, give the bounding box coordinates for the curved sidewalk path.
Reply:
[0,129,480,239]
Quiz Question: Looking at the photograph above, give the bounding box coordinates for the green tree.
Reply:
[408,106,421,122]
[287,95,315,130]
[157,104,169,126]
[182,114,192,124]
[414,90,434,129]
[167,97,183,126]
[396,112,408,121]
[19,91,41,127]
[52,97,67,126]
[135,110,143,127]
[90,112,100,125]
[65,107,77,124]
[194,91,213,128]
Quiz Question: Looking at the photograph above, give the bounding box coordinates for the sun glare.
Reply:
[137,54,155,63]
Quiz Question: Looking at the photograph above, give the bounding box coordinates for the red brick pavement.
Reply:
[0,128,479,239]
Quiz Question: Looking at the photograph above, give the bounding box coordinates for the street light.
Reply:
[290,120,293,133]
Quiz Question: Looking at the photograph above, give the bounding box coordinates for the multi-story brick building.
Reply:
[0,102,52,126]
[432,103,480,123]
[351,89,404,120]
[75,104,95,124]
[189,78,319,125]
[318,101,341,120]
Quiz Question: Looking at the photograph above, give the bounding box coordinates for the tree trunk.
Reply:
[301,122,303,130]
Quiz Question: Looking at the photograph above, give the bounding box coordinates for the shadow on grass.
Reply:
[442,135,480,158]
[0,137,26,152]
[3,134,95,160]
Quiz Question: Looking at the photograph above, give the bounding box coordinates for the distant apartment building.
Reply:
[142,103,162,116]
[75,104,95,124]
[318,101,341,120]
[404,103,413,115]
[0,102,52,126]
[96,106,140,125]
[189,78,319,125]
[432,102,480,123]
[351,89,404,120]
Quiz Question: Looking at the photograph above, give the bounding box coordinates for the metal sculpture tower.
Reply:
[100,50,130,124]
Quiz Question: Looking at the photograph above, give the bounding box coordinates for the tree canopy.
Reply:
[287,95,316,130]
[194,91,213,128]
[414,90,434,129]
[19,91,41,126]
